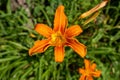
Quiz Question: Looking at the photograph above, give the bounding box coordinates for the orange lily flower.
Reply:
[79,59,101,80]
[29,5,86,62]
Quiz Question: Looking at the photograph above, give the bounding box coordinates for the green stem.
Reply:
[40,6,52,26]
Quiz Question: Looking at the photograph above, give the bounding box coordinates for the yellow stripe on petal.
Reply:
[35,24,53,38]
[65,25,83,38]
[54,5,68,34]
[54,46,64,62]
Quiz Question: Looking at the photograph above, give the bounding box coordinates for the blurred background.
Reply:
[0,0,120,80]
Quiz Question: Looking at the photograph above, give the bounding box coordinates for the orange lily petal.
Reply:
[35,24,53,38]
[54,46,64,62]
[79,75,85,80]
[54,5,68,34]
[65,25,83,38]
[67,39,86,58]
[79,68,85,74]
[87,76,93,80]
[84,59,90,69]
[92,70,101,77]
[91,63,96,70]
[29,39,50,56]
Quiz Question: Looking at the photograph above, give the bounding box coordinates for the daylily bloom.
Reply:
[29,5,86,62]
[79,59,101,80]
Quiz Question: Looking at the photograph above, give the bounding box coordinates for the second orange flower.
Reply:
[29,5,86,62]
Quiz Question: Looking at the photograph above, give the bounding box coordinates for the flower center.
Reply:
[50,32,66,46]
[85,70,91,76]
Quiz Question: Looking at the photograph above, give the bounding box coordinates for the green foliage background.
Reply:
[0,0,120,80]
